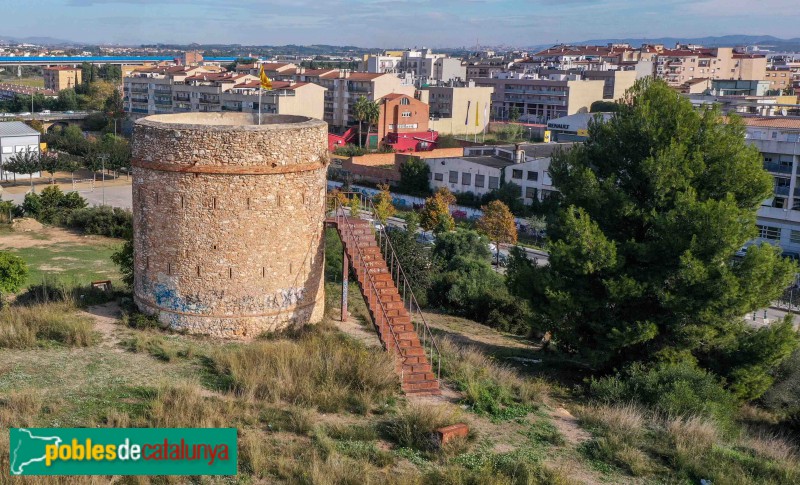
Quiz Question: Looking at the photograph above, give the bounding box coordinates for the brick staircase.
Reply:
[331,215,441,396]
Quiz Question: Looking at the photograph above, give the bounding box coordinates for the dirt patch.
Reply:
[0,225,117,249]
[11,217,43,232]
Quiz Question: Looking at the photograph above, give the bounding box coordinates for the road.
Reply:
[2,183,133,209]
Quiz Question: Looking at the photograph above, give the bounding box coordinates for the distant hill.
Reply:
[550,35,800,52]
[0,35,77,46]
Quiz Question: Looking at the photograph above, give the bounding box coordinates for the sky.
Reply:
[1,0,799,48]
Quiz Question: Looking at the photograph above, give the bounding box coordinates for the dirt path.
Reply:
[83,301,124,351]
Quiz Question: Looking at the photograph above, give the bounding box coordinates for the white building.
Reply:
[743,116,800,254]
[0,121,41,182]
[425,144,568,204]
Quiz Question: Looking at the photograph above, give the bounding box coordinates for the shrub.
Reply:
[0,250,28,297]
[333,144,367,157]
[23,186,87,225]
[67,205,132,238]
[0,301,95,348]
[209,329,397,413]
[382,403,462,452]
[439,338,545,419]
[589,361,738,427]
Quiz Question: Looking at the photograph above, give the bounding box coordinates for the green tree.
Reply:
[508,107,520,122]
[0,251,28,302]
[57,88,79,111]
[590,100,620,113]
[398,156,431,196]
[39,153,63,184]
[111,236,134,288]
[530,78,798,398]
[5,151,41,191]
[483,181,525,215]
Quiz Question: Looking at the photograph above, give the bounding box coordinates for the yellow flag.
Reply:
[259,64,272,90]
[475,101,480,127]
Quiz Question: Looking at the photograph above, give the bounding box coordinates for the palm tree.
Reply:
[353,96,380,149]
[352,96,370,148]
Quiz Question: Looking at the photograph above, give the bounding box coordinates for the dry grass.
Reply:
[577,403,646,442]
[0,301,95,348]
[146,382,250,428]
[666,415,719,456]
[0,389,44,427]
[741,431,799,464]
[210,329,397,413]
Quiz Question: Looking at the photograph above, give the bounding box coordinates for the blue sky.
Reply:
[1,0,798,47]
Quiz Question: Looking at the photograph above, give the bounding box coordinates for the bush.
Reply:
[333,144,367,157]
[23,186,87,225]
[382,403,462,452]
[67,205,132,238]
[0,251,28,296]
[589,361,738,427]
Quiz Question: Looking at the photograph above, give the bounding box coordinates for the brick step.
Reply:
[402,379,440,392]
[404,389,442,396]
[402,372,436,383]
[400,363,433,373]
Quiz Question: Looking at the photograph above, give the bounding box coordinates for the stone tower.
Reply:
[131,113,328,338]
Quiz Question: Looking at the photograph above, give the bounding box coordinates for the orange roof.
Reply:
[381,93,411,100]
[740,116,800,129]
[260,62,295,71]
[44,66,80,71]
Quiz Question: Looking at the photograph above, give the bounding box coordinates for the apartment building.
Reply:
[376,93,429,142]
[123,66,325,119]
[764,67,798,93]
[43,66,81,91]
[295,70,415,129]
[474,73,605,123]
[742,116,800,254]
[397,49,466,85]
[419,83,494,136]
[653,46,767,87]
[362,54,402,73]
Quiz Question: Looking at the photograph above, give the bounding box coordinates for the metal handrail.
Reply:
[334,191,442,381]
[329,197,407,377]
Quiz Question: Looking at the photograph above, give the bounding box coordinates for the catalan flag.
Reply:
[259,64,272,90]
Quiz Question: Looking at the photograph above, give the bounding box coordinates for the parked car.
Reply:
[416,231,436,246]
[491,249,509,267]
[782,251,800,262]
[18,112,31,116]
[40,109,50,114]
[65,110,75,114]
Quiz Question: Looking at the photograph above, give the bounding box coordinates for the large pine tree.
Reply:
[531,78,798,398]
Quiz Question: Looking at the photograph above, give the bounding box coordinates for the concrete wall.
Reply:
[566,79,606,115]
[131,112,329,339]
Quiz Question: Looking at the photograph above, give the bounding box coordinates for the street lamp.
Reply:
[98,153,109,206]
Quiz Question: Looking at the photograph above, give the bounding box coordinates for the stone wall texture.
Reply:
[131,112,329,338]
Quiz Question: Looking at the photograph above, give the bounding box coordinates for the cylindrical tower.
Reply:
[131,113,328,338]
